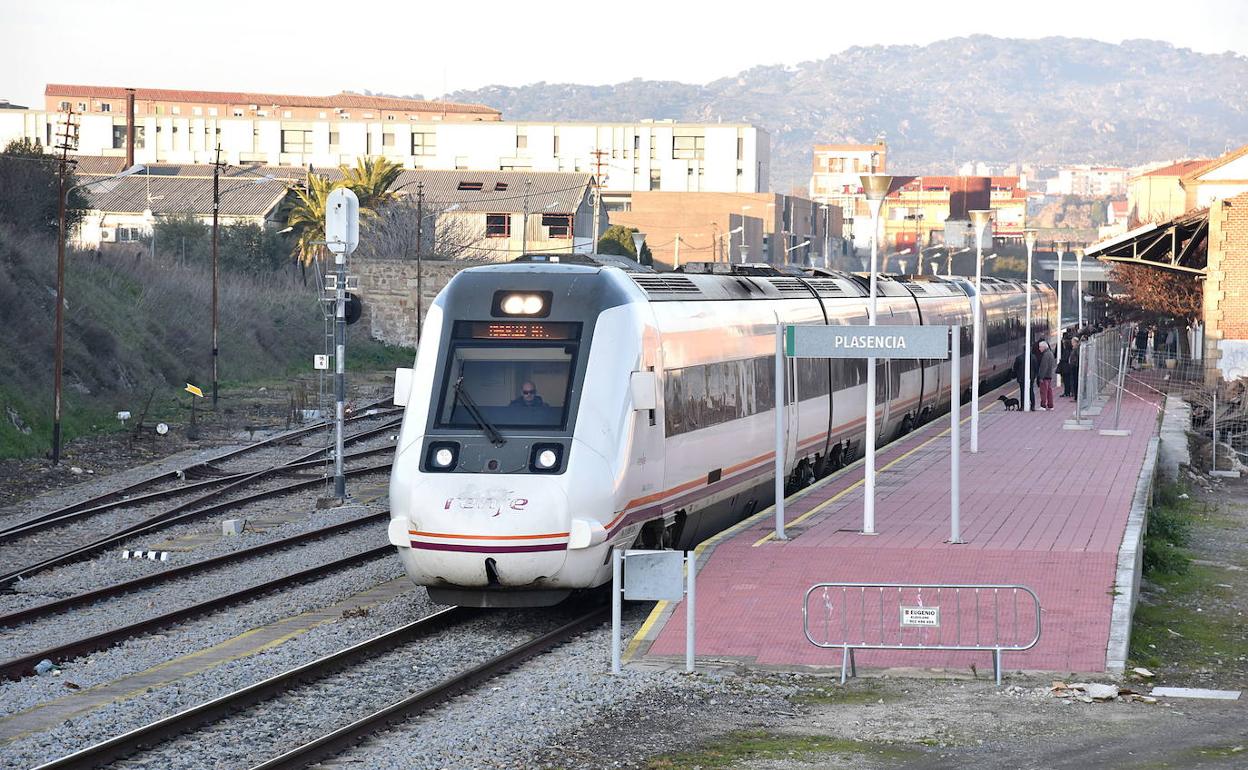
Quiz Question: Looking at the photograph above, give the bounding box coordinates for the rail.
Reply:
[802,582,1041,685]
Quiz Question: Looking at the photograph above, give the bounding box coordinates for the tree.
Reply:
[285,174,337,266]
[597,224,652,264]
[1107,263,1202,322]
[355,197,483,261]
[0,139,88,234]
[338,157,403,215]
[149,212,290,273]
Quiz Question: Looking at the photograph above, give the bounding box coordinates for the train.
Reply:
[387,254,1057,607]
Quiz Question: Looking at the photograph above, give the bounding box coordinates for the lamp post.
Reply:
[822,204,831,269]
[52,162,145,464]
[1075,247,1085,329]
[860,173,894,535]
[739,205,751,262]
[968,208,993,453]
[784,239,810,264]
[631,231,647,265]
[1055,241,1066,332]
[1023,229,1038,412]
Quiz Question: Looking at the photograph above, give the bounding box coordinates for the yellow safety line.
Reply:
[622,387,1003,663]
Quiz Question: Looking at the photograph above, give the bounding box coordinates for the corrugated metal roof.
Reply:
[389,170,594,213]
[82,176,288,217]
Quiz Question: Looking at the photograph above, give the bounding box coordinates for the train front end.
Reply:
[387,262,639,607]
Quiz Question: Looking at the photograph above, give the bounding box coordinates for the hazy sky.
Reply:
[3,0,1246,107]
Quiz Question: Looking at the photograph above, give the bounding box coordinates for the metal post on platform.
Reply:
[969,209,993,452]
[861,174,893,536]
[685,551,696,674]
[775,323,787,540]
[611,548,622,675]
[950,325,963,543]
[1212,390,1218,474]
[1100,347,1131,437]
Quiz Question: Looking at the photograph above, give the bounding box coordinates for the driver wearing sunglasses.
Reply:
[510,381,546,407]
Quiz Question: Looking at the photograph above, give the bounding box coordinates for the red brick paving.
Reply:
[642,383,1160,674]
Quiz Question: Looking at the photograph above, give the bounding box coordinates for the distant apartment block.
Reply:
[0,84,769,200]
[882,176,1026,255]
[1046,165,1128,197]
[809,139,887,250]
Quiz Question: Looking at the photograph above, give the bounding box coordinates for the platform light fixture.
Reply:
[968,208,994,453]
[860,173,894,536]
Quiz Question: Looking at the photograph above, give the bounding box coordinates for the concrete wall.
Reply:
[352,258,489,349]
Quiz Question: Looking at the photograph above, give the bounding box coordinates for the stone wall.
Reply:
[353,258,489,348]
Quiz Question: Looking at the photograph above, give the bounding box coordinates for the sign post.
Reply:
[782,324,956,541]
[325,188,360,502]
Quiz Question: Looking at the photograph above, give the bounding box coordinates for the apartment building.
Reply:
[1047,165,1128,197]
[808,139,887,250]
[0,84,769,200]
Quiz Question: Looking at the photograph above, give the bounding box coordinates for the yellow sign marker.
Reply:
[185,383,205,398]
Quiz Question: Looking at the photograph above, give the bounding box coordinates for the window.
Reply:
[283,110,292,118]
[256,110,267,117]
[737,136,744,160]
[77,102,87,112]
[172,106,181,115]
[542,213,572,238]
[486,213,510,238]
[117,226,143,242]
[208,107,218,117]
[329,131,340,147]
[553,135,559,154]
[192,106,203,116]
[457,181,483,191]
[111,125,145,149]
[386,114,395,120]
[516,133,527,149]
[233,109,244,117]
[58,101,70,111]
[672,134,705,159]
[435,341,579,431]
[382,132,395,147]
[494,182,508,191]
[282,129,312,154]
[634,135,641,150]
[318,111,327,119]
[412,131,436,155]
[339,112,350,119]
[649,168,661,190]
[100,103,111,113]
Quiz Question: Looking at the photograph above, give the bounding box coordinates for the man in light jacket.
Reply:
[1036,340,1057,410]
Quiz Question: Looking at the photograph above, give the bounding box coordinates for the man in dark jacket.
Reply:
[1012,350,1036,411]
[1064,337,1081,397]
[1036,340,1057,409]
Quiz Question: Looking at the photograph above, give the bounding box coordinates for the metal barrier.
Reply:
[802,583,1042,685]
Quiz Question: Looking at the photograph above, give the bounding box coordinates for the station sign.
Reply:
[786,325,951,360]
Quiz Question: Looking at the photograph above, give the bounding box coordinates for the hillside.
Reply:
[443,35,1248,191]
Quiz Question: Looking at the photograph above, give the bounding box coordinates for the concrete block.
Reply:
[222,519,246,536]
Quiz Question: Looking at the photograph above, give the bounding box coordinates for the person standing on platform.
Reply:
[1036,340,1056,410]
[1013,348,1036,411]
[1064,337,1081,398]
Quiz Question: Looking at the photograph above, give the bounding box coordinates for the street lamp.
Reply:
[52,162,146,464]
[821,204,832,269]
[739,205,751,262]
[631,231,647,265]
[1023,228,1038,412]
[1055,241,1067,332]
[784,239,810,263]
[860,172,894,535]
[968,208,993,453]
[1075,247,1085,329]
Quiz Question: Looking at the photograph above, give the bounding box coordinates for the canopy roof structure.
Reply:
[1085,208,1208,275]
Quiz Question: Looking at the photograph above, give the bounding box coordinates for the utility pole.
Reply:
[210,144,223,409]
[415,181,424,344]
[51,108,78,465]
[591,148,608,250]
[522,178,531,255]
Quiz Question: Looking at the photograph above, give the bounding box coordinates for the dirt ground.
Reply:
[554,474,1248,769]
[0,374,394,509]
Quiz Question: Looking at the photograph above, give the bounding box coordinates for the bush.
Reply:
[1142,482,1193,577]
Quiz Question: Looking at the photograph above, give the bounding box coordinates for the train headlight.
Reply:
[529,443,564,474]
[425,442,459,472]
[493,291,551,318]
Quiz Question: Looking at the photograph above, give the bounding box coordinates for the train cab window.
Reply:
[436,343,577,430]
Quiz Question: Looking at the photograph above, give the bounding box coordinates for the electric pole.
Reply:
[591,149,608,250]
[211,144,223,408]
[51,108,78,465]
[415,181,424,344]
[522,178,531,255]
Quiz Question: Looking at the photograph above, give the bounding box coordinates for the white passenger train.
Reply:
[388,255,1056,607]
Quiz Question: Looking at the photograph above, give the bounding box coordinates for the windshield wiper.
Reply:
[453,376,506,446]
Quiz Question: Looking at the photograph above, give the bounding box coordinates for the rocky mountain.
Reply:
[441,36,1248,192]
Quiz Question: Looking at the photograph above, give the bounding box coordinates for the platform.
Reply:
[629,382,1162,676]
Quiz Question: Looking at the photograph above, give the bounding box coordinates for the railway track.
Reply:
[0,409,400,543]
[31,605,607,770]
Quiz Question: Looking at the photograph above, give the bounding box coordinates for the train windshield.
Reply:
[436,343,577,430]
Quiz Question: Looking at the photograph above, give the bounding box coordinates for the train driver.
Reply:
[510,381,546,407]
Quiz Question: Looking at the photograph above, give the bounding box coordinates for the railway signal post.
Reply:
[325,188,360,501]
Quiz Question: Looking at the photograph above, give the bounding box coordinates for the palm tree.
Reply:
[339,157,403,215]
[285,174,337,267]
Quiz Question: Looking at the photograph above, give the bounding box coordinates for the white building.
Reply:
[1,99,769,202]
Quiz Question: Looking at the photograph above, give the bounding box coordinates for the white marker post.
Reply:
[949,325,964,543]
[775,323,787,540]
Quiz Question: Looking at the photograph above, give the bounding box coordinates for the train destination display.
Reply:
[785,324,951,359]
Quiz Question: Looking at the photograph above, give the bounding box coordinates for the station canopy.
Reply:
[1085,208,1208,275]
